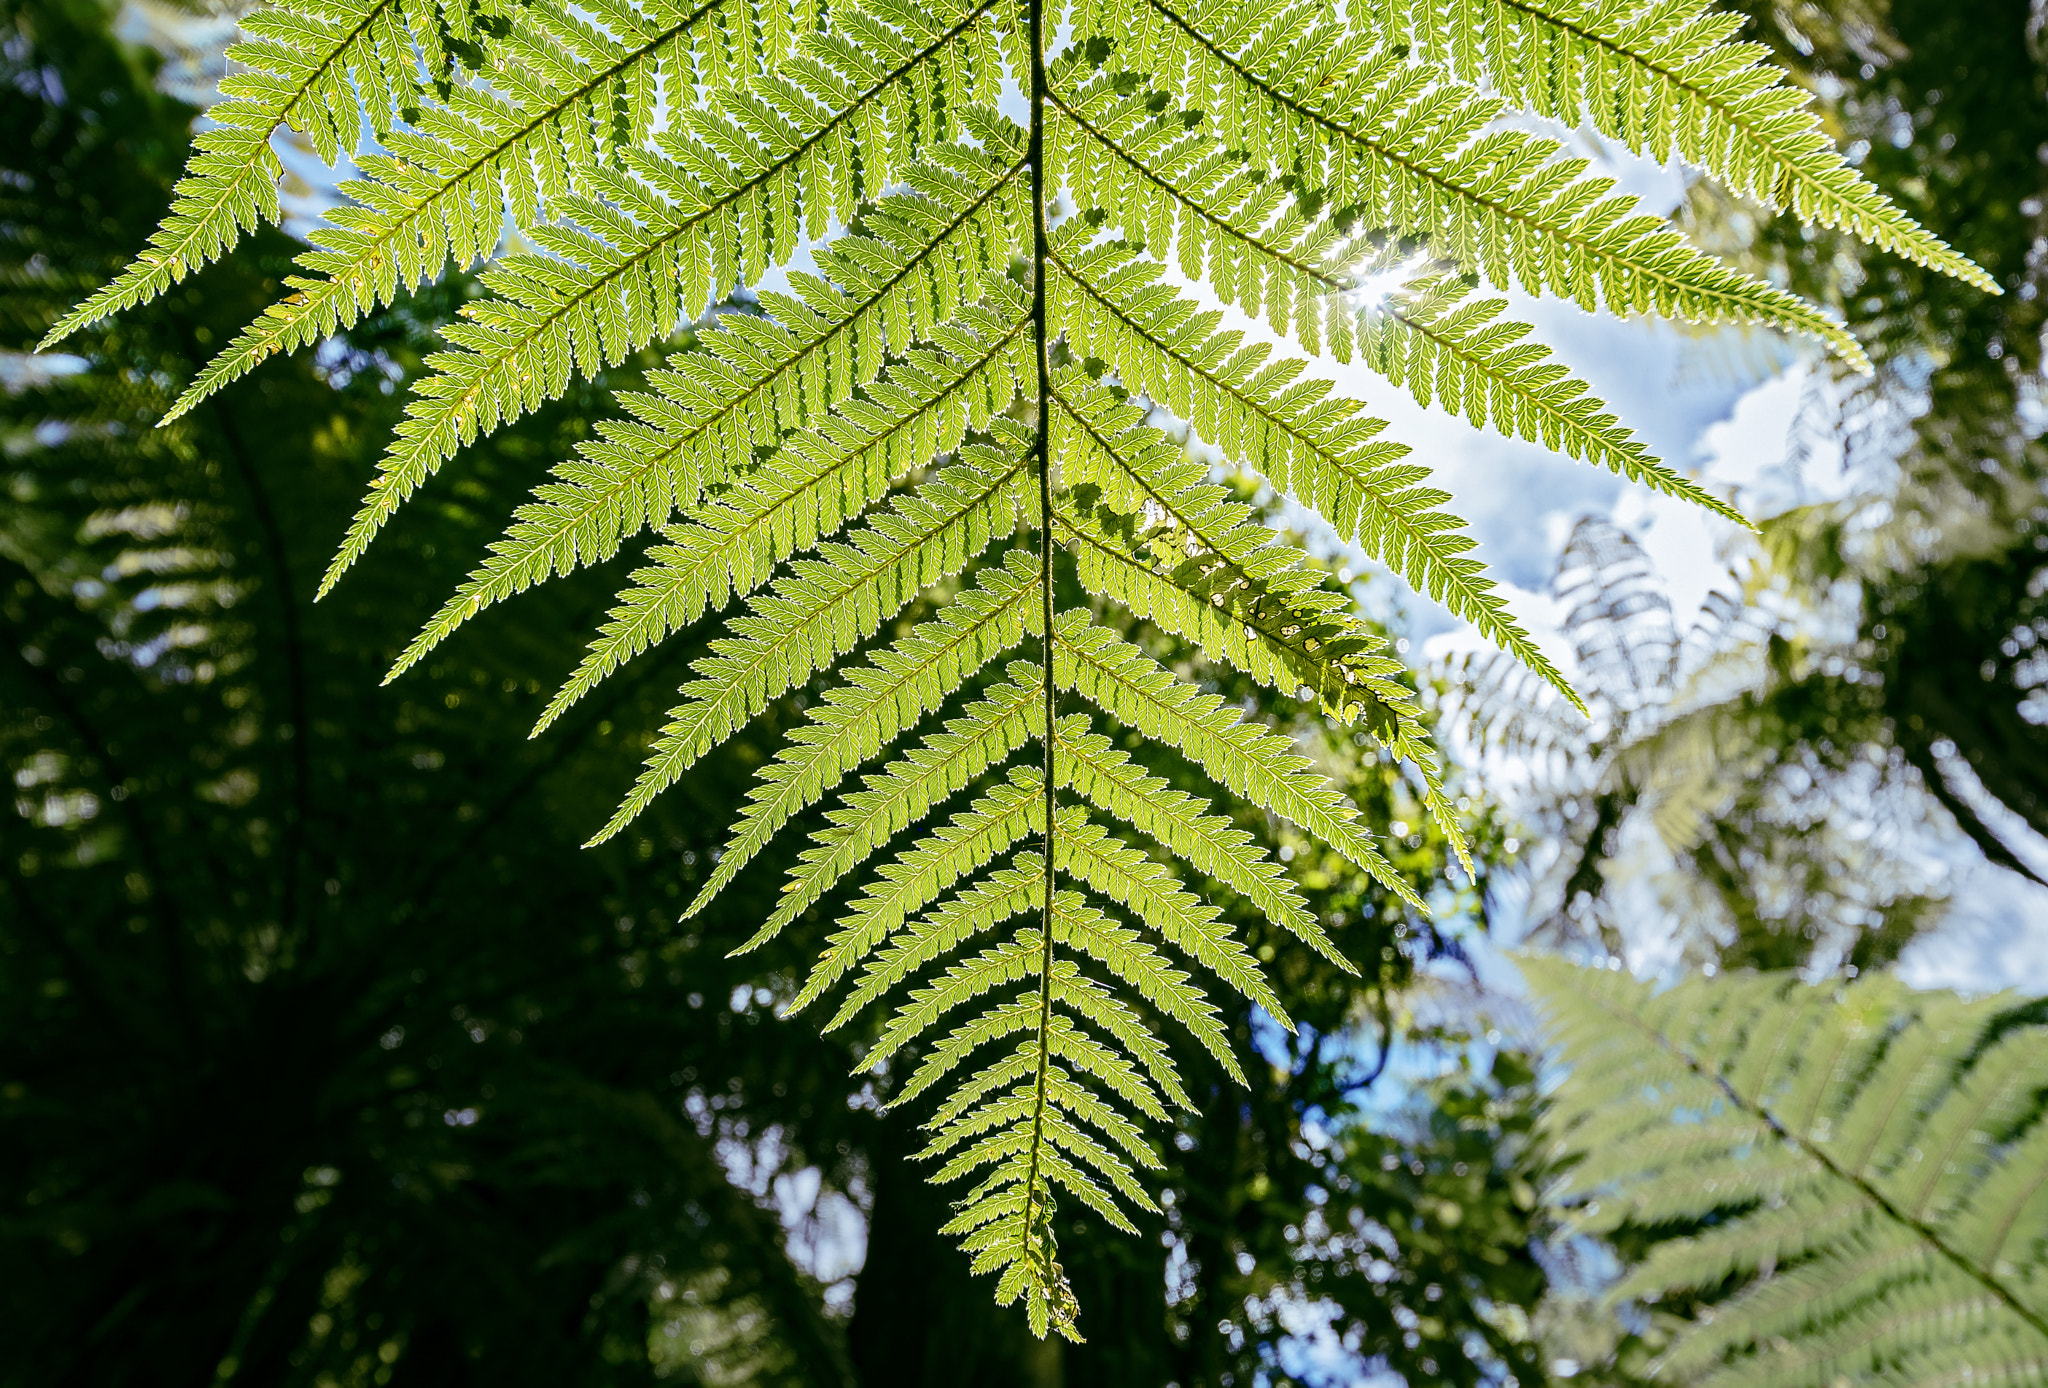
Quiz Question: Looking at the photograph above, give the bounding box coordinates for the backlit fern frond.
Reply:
[79,0,1995,1333]
[388,139,1031,679]
[1067,0,1882,368]
[1528,960,2048,1386]
[38,0,490,347]
[164,0,743,421]
[1375,0,1998,294]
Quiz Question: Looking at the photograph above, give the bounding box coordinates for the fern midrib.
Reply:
[389,0,1001,468]
[1024,0,1062,1299]
[1586,986,2048,1343]
[1134,0,1847,331]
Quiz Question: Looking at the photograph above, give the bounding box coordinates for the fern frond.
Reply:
[593,445,1033,844]
[1378,0,1998,293]
[531,290,1033,730]
[1052,610,1417,914]
[165,0,741,422]
[1528,960,2048,1385]
[85,0,2000,1331]
[318,0,1014,595]
[39,0,479,348]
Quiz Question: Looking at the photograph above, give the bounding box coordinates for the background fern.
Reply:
[44,0,1995,1334]
[1527,959,2048,1386]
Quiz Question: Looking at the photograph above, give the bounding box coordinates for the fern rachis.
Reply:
[53,0,1995,1336]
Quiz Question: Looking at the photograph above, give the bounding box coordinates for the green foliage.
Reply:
[45,0,1992,1334]
[1529,959,2048,1386]
[1376,0,1995,292]
[1442,0,2048,976]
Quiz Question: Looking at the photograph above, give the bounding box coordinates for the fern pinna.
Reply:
[47,0,1992,1335]
[1528,961,2048,1385]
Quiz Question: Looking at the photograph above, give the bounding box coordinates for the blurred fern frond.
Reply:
[1530,959,2048,1387]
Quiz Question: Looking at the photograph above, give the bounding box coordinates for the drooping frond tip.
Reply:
[57,0,1998,1332]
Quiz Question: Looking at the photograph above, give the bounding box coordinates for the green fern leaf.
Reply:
[1528,960,2048,1386]
[1380,0,1998,293]
[39,0,482,348]
[163,0,744,422]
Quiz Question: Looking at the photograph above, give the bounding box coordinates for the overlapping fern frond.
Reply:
[57,0,1995,1334]
[1528,960,2048,1386]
